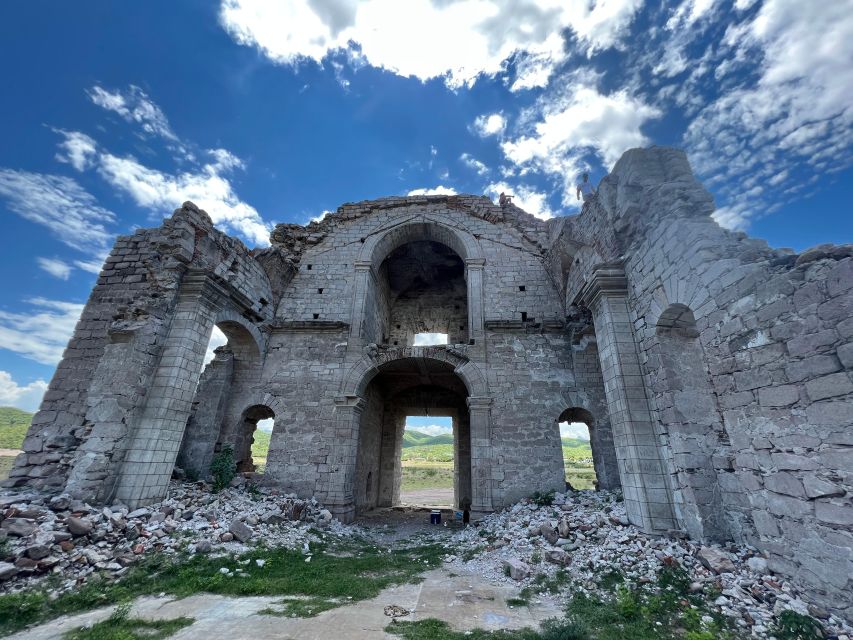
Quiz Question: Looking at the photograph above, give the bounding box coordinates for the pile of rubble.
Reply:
[0,480,347,594]
[447,491,852,639]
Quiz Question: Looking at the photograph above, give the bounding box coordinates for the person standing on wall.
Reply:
[576,172,596,205]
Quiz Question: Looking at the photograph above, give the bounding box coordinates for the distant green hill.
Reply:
[562,437,591,448]
[0,407,33,449]
[403,429,454,447]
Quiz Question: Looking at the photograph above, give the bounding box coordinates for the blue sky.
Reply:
[0,0,851,413]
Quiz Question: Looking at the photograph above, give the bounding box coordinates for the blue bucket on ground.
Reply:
[430,510,441,525]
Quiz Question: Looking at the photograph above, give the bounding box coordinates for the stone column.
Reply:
[465,259,486,344]
[377,409,404,507]
[468,395,493,513]
[347,261,375,349]
[580,265,677,533]
[327,395,366,522]
[112,273,219,507]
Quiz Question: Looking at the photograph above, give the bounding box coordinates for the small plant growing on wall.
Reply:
[210,445,235,492]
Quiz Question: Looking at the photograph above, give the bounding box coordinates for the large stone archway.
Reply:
[327,346,492,522]
[348,217,486,348]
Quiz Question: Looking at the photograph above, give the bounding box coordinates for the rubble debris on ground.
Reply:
[445,491,853,640]
[0,480,350,596]
[2,483,851,639]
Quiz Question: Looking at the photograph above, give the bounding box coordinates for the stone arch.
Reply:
[358,216,484,269]
[340,347,488,399]
[213,308,265,363]
[232,404,275,473]
[557,406,621,491]
[349,217,486,346]
[650,302,727,540]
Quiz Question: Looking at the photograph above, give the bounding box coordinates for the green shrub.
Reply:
[531,490,555,507]
[210,445,235,492]
[771,610,824,640]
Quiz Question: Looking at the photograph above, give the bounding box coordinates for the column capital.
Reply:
[334,395,367,412]
[578,262,628,307]
[465,258,486,269]
[467,396,493,409]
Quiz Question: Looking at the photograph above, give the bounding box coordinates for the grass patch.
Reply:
[386,618,587,639]
[0,454,16,481]
[64,603,193,640]
[258,595,343,618]
[401,461,454,491]
[770,610,824,640]
[0,406,32,449]
[0,540,446,636]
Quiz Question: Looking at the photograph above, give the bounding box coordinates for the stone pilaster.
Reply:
[579,264,677,534]
[327,394,367,522]
[467,395,493,513]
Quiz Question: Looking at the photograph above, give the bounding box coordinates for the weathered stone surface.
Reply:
[67,517,93,536]
[0,562,17,580]
[229,520,253,543]
[503,558,531,580]
[0,518,37,537]
[698,547,736,574]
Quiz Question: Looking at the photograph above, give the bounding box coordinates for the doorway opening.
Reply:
[354,358,471,516]
[401,415,454,508]
[557,413,597,490]
[235,405,274,473]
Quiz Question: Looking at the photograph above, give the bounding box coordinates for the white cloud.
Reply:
[54,129,98,171]
[405,423,452,436]
[257,417,274,432]
[0,170,116,253]
[219,0,643,89]
[94,147,270,246]
[203,325,229,367]
[499,83,661,205]
[73,259,105,275]
[406,186,457,196]
[460,153,489,176]
[0,371,48,414]
[37,257,72,280]
[472,113,506,138]
[559,421,591,440]
[88,85,178,141]
[485,181,555,220]
[680,0,853,226]
[0,298,85,365]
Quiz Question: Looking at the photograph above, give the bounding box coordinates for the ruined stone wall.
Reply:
[6,203,273,505]
[561,147,853,617]
[354,384,384,511]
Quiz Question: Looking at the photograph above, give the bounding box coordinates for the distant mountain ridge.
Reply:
[403,429,454,447]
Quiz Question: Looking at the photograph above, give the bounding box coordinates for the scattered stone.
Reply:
[0,562,16,580]
[66,517,93,537]
[540,523,558,545]
[195,540,212,553]
[384,605,410,617]
[24,545,50,560]
[698,547,736,574]
[229,520,253,543]
[503,558,531,581]
[1,519,37,537]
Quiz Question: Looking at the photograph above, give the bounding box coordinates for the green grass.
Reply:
[401,443,454,462]
[258,595,343,618]
[389,564,746,640]
[0,455,16,481]
[64,604,193,640]
[400,461,454,491]
[0,406,32,449]
[0,539,446,636]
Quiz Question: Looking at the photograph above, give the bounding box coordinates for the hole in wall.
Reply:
[307,264,312,270]
[313,313,320,319]
[413,333,448,346]
[521,312,528,322]
[318,288,324,294]
[558,419,596,490]
[518,285,526,292]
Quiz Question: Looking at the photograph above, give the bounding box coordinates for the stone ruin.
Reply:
[4,147,851,617]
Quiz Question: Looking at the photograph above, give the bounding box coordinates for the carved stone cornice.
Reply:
[577,262,628,308]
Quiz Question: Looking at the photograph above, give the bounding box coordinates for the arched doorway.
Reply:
[556,407,621,491]
[654,303,727,540]
[233,405,274,473]
[354,357,472,515]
